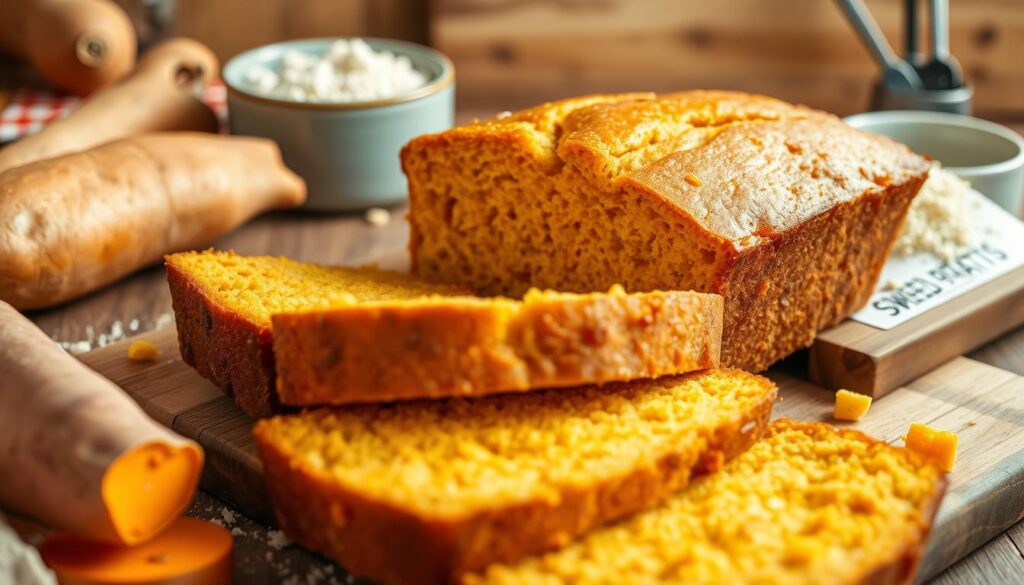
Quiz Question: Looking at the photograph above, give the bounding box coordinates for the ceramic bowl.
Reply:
[223,38,455,211]
[844,110,1024,216]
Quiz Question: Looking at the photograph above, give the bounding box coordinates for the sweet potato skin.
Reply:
[0,0,137,95]
[0,37,220,174]
[0,301,202,543]
[0,133,306,309]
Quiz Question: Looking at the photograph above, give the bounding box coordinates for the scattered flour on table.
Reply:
[56,319,131,355]
[154,312,175,330]
[267,530,292,550]
[54,312,175,355]
[219,507,236,526]
[364,207,391,227]
[893,162,974,261]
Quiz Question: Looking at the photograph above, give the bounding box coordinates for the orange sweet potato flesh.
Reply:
[0,301,204,545]
[0,133,307,309]
[0,37,220,173]
[0,0,136,95]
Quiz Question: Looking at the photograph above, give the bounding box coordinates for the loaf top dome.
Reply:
[413,90,929,247]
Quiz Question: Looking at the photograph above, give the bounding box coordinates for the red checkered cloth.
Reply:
[0,81,228,144]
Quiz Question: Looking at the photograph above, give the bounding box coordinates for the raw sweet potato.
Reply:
[0,37,220,174]
[0,133,307,309]
[0,0,136,94]
[0,301,203,545]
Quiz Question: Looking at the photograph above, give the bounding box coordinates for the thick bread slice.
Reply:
[253,369,777,585]
[467,419,947,585]
[165,250,468,417]
[272,286,722,406]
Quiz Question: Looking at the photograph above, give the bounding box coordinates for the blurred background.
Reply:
[162,0,1022,120]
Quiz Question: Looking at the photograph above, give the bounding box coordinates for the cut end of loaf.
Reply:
[164,250,468,417]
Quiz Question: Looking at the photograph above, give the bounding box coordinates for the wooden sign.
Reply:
[809,265,1024,398]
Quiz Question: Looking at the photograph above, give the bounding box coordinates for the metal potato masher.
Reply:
[837,0,973,113]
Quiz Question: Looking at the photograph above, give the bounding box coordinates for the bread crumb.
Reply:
[904,422,957,472]
[834,389,872,421]
[127,340,159,362]
[777,395,784,402]
[882,280,899,291]
[684,173,702,186]
[128,318,140,332]
[220,507,236,526]
[495,110,512,119]
[893,162,973,260]
[364,207,391,227]
[967,420,977,426]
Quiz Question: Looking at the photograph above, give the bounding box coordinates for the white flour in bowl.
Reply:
[893,162,974,261]
[244,39,427,103]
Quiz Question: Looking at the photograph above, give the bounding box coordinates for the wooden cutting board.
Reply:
[80,328,1024,583]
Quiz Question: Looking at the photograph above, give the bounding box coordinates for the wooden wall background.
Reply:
[173,0,1023,119]
[173,0,429,59]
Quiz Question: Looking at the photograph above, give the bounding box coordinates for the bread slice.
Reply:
[402,90,930,372]
[253,369,777,585]
[165,250,468,417]
[467,419,947,585]
[168,250,723,413]
[272,285,722,406]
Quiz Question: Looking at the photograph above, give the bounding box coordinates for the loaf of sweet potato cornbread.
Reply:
[467,419,947,585]
[403,91,930,372]
[272,285,722,406]
[254,369,777,585]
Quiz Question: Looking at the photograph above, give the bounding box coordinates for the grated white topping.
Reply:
[894,162,974,261]
[244,39,427,104]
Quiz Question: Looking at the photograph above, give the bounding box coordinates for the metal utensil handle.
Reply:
[838,0,903,69]
[930,0,951,57]
[905,0,919,59]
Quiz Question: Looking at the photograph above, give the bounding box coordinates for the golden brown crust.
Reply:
[166,259,283,418]
[272,290,723,406]
[253,372,777,585]
[708,176,925,371]
[403,90,929,372]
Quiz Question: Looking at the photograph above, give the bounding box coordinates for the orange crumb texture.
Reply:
[127,340,160,362]
[834,389,872,421]
[904,422,958,472]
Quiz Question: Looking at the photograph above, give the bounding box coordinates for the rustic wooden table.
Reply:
[19,203,1023,584]
[2,59,1019,578]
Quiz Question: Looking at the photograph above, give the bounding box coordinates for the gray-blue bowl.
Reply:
[223,38,455,211]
